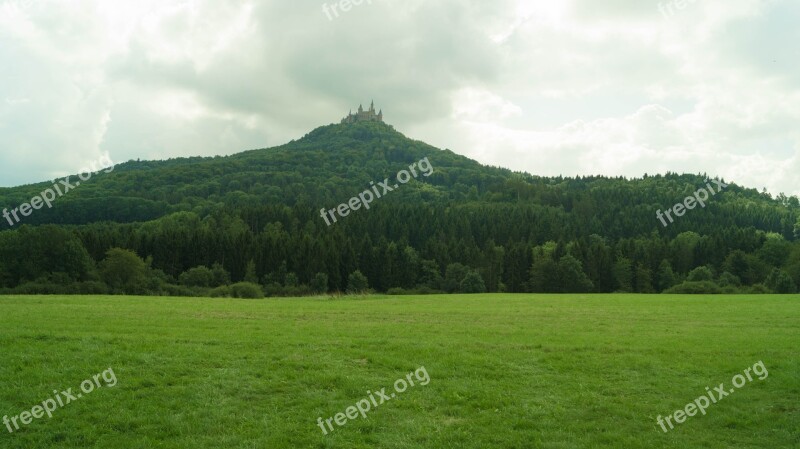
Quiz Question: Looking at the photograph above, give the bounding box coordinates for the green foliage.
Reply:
[209,286,232,298]
[243,260,259,284]
[664,281,722,294]
[634,264,655,293]
[230,282,264,299]
[310,272,329,294]
[765,268,797,294]
[346,270,369,294]
[444,263,470,293]
[529,250,559,293]
[558,255,594,293]
[417,260,443,290]
[687,266,714,282]
[99,248,147,294]
[0,225,95,287]
[718,271,741,287]
[795,217,800,240]
[284,272,299,288]
[656,260,678,291]
[459,271,487,294]
[758,236,792,266]
[180,266,215,287]
[722,250,770,286]
[747,284,773,294]
[528,252,594,293]
[211,263,231,287]
[613,258,633,293]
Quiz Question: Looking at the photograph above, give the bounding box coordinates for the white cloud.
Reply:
[0,0,798,196]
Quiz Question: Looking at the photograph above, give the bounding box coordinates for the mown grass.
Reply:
[0,294,798,448]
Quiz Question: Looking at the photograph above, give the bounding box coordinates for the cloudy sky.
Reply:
[1,0,798,195]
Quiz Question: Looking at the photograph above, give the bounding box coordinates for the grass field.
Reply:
[0,294,798,448]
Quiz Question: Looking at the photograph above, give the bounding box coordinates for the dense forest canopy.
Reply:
[1,121,799,296]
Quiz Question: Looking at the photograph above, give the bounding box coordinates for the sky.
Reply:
[1,0,798,196]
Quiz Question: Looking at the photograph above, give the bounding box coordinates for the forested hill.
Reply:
[0,121,504,226]
[1,120,799,296]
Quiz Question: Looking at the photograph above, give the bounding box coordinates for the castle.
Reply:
[341,101,383,124]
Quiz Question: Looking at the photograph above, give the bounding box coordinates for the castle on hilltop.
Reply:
[341,101,383,124]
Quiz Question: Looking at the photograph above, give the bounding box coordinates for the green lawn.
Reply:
[0,294,797,448]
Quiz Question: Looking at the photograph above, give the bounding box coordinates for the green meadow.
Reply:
[0,294,797,448]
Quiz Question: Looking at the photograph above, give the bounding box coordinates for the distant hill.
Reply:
[1,120,798,295]
[0,121,505,226]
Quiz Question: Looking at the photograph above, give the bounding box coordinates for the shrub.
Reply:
[209,286,231,298]
[663,281,722,294]
[460,271,487,294]
[387,287,409,295]
[718,271,741,287]
[99,248,147,294]
[161,284,202,297]
[687,266,714,282]
[230,282,265,299]
[263,282,284,297]
[283,284,314,297]
[13,281,63,295]
[179,266,215,287]
[747,284,772,294]
[76,281,109,295]
[413,285,442,295]
[346,270,369,294]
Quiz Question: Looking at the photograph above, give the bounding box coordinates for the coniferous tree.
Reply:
[656,260,677,291]
[613,258,633,293]
[244,260,259,284]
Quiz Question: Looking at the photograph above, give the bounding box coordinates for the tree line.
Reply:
[0,206,797,297]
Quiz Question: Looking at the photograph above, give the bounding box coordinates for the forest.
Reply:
[1,121,799,297]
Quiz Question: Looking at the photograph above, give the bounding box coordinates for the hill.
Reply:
[0,120,799,295]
